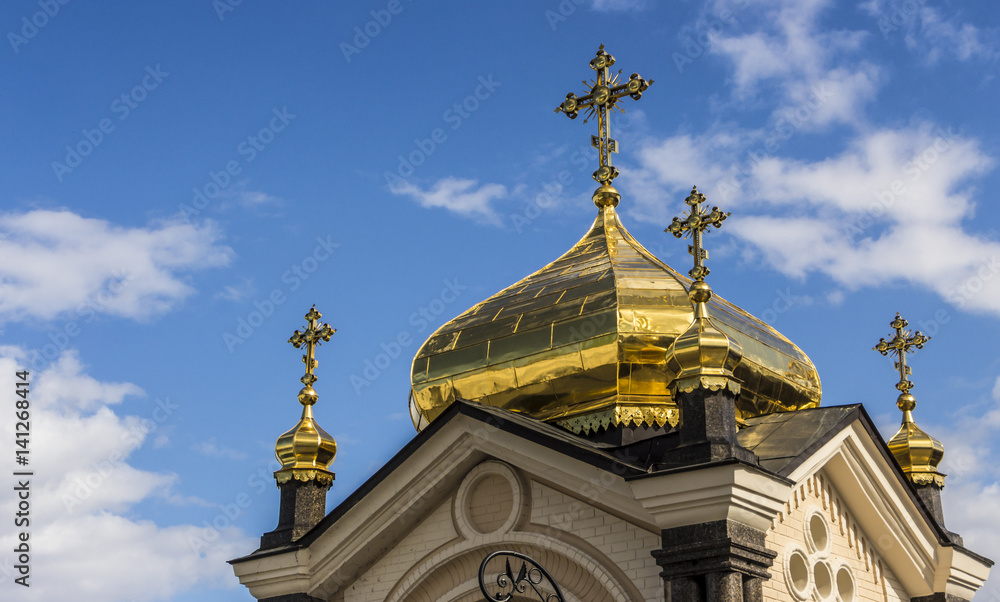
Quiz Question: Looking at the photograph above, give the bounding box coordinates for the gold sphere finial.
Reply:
[874,313,944,487]
[896,392,916,412]
[593,184,621,207]
[298,386,318,406]
[275,306,338,485]
[688,280,712,305]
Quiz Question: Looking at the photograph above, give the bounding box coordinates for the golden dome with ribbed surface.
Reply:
[887,393,945,486]
[409,204,821,434]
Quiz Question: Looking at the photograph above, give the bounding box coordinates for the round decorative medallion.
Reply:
[453,461,528,539]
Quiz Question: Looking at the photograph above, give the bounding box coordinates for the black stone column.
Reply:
[660,387,756,467]
[913,482,965,546]
[914,483,947,529]
[260,478,332,549]
[654,520,776,602]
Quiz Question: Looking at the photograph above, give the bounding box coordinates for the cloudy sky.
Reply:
[1,1,999,600]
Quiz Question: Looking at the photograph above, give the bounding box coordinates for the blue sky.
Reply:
[0,0,999,600]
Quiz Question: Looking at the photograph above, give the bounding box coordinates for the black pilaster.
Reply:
[653,520,776,602]
[260,478,332,549]
[660,387,756,467]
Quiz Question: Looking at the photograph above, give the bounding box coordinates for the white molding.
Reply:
[232,410,992,601]
[627,462,793,531]
[784,421,992,598]
[232,413,658,599]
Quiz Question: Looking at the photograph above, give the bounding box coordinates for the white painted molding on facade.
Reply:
[935,544,994,600]
[784,420,991,599]
[233,413,657,600]
[232,410,991,601]
[383,529,643,602]
[627,461,793,532]
[229,549,314,601]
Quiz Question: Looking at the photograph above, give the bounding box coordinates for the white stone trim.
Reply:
[783,421,992,598]
[782,544,812,601]
[452,460,529,539]
[804,505,832,558]
[383,530,641,602]
[627,461,793,532]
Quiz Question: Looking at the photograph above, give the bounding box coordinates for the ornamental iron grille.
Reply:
[478,551,567,602]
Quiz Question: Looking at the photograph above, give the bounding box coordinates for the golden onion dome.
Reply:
[409,203,821,434]
[664,280,743,397]
[873,314,944,487]
[274,385,337,485]
[886,393,945,486]
[275,306,338,485]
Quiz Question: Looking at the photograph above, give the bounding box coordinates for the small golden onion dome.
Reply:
[873,313,942,487]
[664,281,742,396]
[274,385,337,485]
[887,392,945,487]
[410,203,821,435]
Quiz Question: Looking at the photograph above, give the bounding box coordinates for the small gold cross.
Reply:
[288,305,336,389]
[555,45,652,186]
[873,312,929,393]
[665,186,730,282]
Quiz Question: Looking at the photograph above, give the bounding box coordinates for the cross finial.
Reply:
[288,305,336,404]
[665,186,730,283]
[873,312,929,396]
[555,44,652,190]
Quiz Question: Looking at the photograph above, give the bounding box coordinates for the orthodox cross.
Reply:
[555,44,652,186]
[873,313,929,393]
[665,186,730,282]
[288,305,336,389]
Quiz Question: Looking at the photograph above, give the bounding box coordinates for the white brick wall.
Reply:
[529,482,663,600]
[330,462,920,601]
[338,463,663,602]
[763,471,908,602]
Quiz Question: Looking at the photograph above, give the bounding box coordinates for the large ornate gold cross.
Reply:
[873,313,929,393]
[555,44,652,186]
[665,186,730,282]
[288,305,336,388]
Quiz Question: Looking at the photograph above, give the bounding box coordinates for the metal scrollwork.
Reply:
[478,551,566,602]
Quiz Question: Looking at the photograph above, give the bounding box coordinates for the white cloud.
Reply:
[592,0,650,11]
[935,377,1000,600]
[390,177,507,225]
[217,183,284,212]
[0,209,233,324]
[862,1,999,64]
[0,349,255,599]
[215,278,257,303]
[192,437,247,461]
[705,0,878,128]
[630,123,1000,315]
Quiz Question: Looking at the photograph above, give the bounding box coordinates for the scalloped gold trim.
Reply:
[672,375,741,396]
[555,405,679,435]
[275,468,334,486]
[907,471,946,487]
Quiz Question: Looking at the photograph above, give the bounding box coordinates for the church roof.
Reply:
[738,405,862,475]
[411,205,822,434]
[236,399,973,565]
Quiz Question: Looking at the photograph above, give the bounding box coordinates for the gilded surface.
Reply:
[662,186,742,396]
[274,306,338,482]
[874,313,945,486]
[410,205,822,432]
[555,45,652,190]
